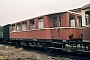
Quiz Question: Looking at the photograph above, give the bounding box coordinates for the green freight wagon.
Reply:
[0,24,10,41]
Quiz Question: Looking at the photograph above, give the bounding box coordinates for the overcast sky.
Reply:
[0,0,90,25]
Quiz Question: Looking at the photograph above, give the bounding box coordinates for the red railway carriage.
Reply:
[10,11,82,42]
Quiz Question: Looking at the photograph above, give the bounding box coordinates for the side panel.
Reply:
[82,27,90,41]
[51,28,82,40]
[10,29,51,39]
[10,28,82,40]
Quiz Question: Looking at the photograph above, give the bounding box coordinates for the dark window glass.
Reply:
[53,17,57,27]
[86,16,89,25]
[30,20,34,30]
[59,16,62,27]
[16,23,20,31]
[78,16,82,27]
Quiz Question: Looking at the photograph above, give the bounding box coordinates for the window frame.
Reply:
[38,18,44,29]
[69,14,75,27]
[59,16,62,27]
[78,16,82,27]
[16,23,21,31]
[22,22,27,31]
[52,16,57,27]
[30,20,34,30]
[12,25,16,32]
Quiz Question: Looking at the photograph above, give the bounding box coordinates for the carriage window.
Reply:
[86,17,89,25]
[16,23,20,31]
[86,14,90,25]
[22,22,27,31]
[53,17,57,27]
[12,25,16,31]
[38,18,44,29]
[30,20,34,30]
[69,14,75,27]
[78,16,82,27]
[85,11,90,26]
[59,16,62,27]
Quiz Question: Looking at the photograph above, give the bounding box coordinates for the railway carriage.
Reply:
[8,11,82,49]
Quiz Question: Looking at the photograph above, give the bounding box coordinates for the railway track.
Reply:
[1,40,90,60]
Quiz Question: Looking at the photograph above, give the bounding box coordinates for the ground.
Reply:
[0,44,89,60]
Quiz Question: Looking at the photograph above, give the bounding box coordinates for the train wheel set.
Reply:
[0,37,90,52]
